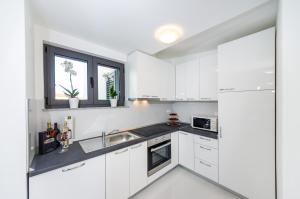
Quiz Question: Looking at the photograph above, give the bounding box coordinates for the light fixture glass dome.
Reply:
[155,25,183,44]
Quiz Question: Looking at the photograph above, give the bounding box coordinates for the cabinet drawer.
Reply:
[195,158,218,182]
[194,143,218,165]
[194,134,218,149]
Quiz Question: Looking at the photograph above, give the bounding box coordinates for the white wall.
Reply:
[37,102,172,141]
[277,1,300,198]
[172,102,217,123]
[25,0,37,168]
[0,0,27,199]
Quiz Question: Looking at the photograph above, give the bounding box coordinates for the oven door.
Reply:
[147,140,171,176]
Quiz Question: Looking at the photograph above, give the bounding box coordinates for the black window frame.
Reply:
[44,44,125,109]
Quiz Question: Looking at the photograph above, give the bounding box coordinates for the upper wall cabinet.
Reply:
[175,52,218,101]
[176,59,199,101]
[199,52,218,101]
[127,51,175,100]
[218,27,275,92]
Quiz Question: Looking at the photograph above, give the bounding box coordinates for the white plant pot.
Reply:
[69,98,79,109]
[110,99,117,108]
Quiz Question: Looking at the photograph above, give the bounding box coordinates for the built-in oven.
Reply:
[147,134,171,176]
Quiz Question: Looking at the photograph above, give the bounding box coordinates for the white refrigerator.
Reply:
[218,27,275,199]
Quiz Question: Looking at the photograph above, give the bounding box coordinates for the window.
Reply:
[44,44,125,108]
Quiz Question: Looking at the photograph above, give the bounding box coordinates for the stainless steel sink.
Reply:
[79,131,140,153]
[105,131,140,147]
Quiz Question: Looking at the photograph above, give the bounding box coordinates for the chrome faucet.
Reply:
[102,129,119,143]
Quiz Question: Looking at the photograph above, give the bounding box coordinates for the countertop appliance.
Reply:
[147,133,171,176]
[192,116,218,132]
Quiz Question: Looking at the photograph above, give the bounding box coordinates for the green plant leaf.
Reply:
[59,85,72,94]
[63,92,71,97]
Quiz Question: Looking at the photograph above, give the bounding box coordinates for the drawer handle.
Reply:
[115,148,128,155]
[219,88,235,91]
[199,146,211,151]
[199,160,212,167]
[187,98,195,100]
[62,163,85,172]
[200,97,211,100]
[131,144,142,149]
[199,136,211,141]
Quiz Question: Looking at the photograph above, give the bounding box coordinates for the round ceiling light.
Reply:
[155,25,183,44]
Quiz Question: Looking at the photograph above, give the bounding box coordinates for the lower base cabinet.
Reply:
[194,158,218,182]
[106,147,130,199]
[129,142,148,196]
[106,142,148,199]
[178,131,195,170]
[30,133,219,199]
[29,155,105,199]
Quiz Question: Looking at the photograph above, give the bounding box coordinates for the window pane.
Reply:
[98,65,119,100]
[54,55,88,100]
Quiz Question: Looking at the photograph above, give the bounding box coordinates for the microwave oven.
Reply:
[191,116,218,132]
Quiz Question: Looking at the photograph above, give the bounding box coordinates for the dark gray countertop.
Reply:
[29,123,218,177]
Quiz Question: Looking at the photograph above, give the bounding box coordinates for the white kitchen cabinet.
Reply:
[129,142,148,196]
[218,90,275,199]
[194,134,218,149]
[218,27,275,92]
[106,147,130,199]
[194,143,218,166]
[175,59,199,101]
[175,63,186,100]
[127,51,175,100]
[171,131,179,168]
[160,61,176,100]
[29,156,105,199]
[185,59,200,100]
[178,131,194,170]
[199,52,218,100]
[194,158,218,182]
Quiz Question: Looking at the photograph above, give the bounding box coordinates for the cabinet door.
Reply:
[185,59,200,100]
[218,91,275,199]
[199,52,217,100]
[178,131,194,170]
[106,147,130,199]
[159,61,175,100]
[171,132,179,167]
[218,27,275,92]
[175,63,186,100]
[129,142,147,196]
[30,156,105,199]
[136,52,161,98]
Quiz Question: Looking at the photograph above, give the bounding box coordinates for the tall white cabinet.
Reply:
[218,28,275,92]
[218,27,275,199]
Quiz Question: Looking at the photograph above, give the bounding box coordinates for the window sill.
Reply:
[42,106,129,112]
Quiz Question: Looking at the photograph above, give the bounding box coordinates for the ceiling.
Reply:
[31,0,275,55]
[156,0,277,58]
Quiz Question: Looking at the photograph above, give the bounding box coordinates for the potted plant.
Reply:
[109,86,118,108]
[59,61,80,109]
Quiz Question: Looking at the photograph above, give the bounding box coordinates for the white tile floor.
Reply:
[132,166,240,199]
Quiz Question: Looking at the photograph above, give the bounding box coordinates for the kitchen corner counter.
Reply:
[29,123,218,177]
